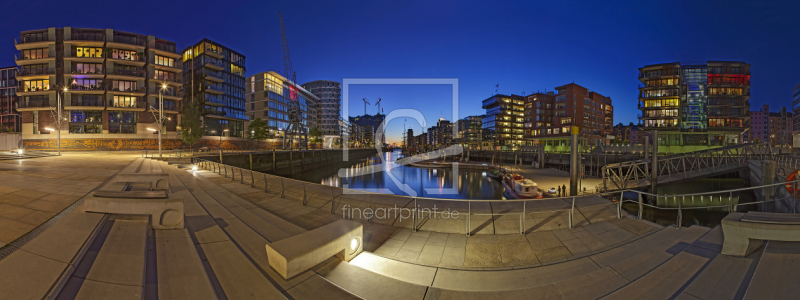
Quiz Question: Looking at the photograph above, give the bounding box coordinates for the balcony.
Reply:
[66,33,105,47]
[107,68,145,80]
[205,95,225,106]
[204,70,224,83]
[110,87,146,96]
[17,85,55,96]
[151,42,181,58]
[107,35,146,50]
[204,47,224,59]
[107,53,146,66]
[152,60,182,72]
[203,59,225,71]
[205,84,224,95]
[154,75,181,85]
[152,88,182,100]
[66,68,105,77]
[17,99,52,111]
[65,50,105,63]
[64,98,105,110]
[15,35,54,50]
[14,54,53,65]
[17,68,55,80]
[110,99,146,111]
[70,84,106,94]
[159,101,180,113]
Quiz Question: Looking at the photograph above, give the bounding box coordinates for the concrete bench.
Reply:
[721,212,800,256]
[85,191,184,230]
[114,173,170,191]
[265,219,363,279]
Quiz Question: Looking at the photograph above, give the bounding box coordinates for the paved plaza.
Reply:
[0,153,797,299]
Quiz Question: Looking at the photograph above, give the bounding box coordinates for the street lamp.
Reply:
[157,83,168,157]
[49,86,69,156]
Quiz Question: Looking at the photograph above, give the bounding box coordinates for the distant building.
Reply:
[793,83,800,147]
[455,115,482,149]
[524,83,613,150]
[0,66,18,132]
[749,104,792,147]
[406,128,413,148]
[349,114,385,145]
[482,94,524,149]
[637,61,750,149]
[612,122,645,145]
[301,80,341,136]
[427,117,451,147]
[245,71,319,138]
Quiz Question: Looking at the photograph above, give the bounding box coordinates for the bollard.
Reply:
[231,167,235,181]
[637,193,643,220]
[569,197,575,229]
[263,173,269,192]
[280,178,285,198]
[240,169,244,184]
[466,201,471,236]
[302,183,308,205]
[617,193,623,219]
[251,170,255,188]
[522,201,526,234]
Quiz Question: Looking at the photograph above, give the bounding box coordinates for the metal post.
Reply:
[644,135,649,161]
[677,196,683,229]
[231,167,235,181]
[651,130,659,192]
[264,173,269,192]
[280,178,285,198]
[302,183,307,205]
[467,201,471,236]
[240,169,244,184]
[522,201,526,234]
[729,191,734,213]
[618,193,623,219]
[569,197,575,229]
[638,192,643,220]
[251,170,255,187]
[330,187,336,214]
[570,126,579,196]
[367,194,371,223]
[413,198,418,232]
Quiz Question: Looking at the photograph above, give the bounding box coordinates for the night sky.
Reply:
[2,0,799,144]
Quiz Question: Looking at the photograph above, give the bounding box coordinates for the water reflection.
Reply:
[288,150,505,199]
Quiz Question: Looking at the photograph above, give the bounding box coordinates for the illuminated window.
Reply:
[154,55,174,67]
[76,47,103,58]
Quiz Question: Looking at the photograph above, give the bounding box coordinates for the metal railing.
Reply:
[69,99,104,107]
[18,68,55,76]
[71,33,105,42]
[109,68,145,77]
[143,149,185,158]
[68,68,104,75]
[190,157,800,235]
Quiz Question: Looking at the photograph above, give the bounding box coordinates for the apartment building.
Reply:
[15,27,183,148]
[349,113,385,145]
[454,115,482,149]
[183,39,247,137]
[301,80,341,136]
[637,61,750,151]
[0,66,18,132]
[612,122,645,144]
[245,71,318,140]
[792,83,800,147]
[749,104,792,147]
[524,83,613,151]
[482,94,524,149]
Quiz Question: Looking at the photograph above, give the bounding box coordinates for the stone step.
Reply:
[314,258,429,300]
[743,241,800,299]
[59,215,149,299]
[154,229,217,300]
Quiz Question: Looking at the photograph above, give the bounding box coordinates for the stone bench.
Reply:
[721,212,800,256]
[85,191,184,230]
[265,219,363,279]
[114,173,170,191]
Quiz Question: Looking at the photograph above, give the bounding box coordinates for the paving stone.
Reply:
[0,203,35,220]
[496,234,527,244]
[467,234,498,244]
[464,243,502,267]
[0,217,35,243]
[395,249,421,261]
[534,246,572,263]
[389,228,412,241]
[426,232,449,247]
[552,228,578,241]
[439,247,465,267]
[445,233,467,248]
[499,241,539,267]
[23,199,70,213]
[562,238,592,256]
[417,245,445,265]
[15,210,57,226]
[400,235,428,252]
[1,194,37,207]
[526,231,563,251]
[10,189,50,199]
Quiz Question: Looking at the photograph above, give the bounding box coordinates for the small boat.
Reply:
[502,173,543,199]
[487,170,504,182]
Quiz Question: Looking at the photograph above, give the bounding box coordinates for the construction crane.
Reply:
[362,97,369,115]
[279,10,307,150]
[375,97,382,115]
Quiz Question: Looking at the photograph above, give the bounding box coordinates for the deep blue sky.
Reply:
[2,0,799,144]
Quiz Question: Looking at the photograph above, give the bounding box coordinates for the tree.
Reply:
[180,100,205,149]
[309,127,323,145]
[248,118,269,148]
[753,137,760,144]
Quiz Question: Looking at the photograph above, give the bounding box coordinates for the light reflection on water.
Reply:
[288,150,505,199]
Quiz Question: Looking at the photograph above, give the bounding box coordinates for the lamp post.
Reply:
[158,83,167,157]
[46,86,69,156]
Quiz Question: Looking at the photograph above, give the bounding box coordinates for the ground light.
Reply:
[17,149,23,155]
[192,165,198,171]
[350,237,360,252]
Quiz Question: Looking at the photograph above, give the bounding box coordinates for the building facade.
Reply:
[612,122,645,144]
[482,94,524,149]
[792,83,800,147]
[15,27,185,147]
[455,115,482,149]
[301,80,341,136]
[637,61,750,151]
[0,66,18,132]
[349,114,385,146]
[245,71,318,140]
[183,39,247,138]
[749,104,792,147]
[524,83,613,151]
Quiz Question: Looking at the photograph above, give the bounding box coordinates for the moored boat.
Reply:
[502,173,543,199]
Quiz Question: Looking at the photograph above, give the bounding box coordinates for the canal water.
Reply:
[287,150,505,199]
[622,177,756,228]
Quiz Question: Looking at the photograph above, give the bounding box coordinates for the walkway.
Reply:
[0,155,797,299]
